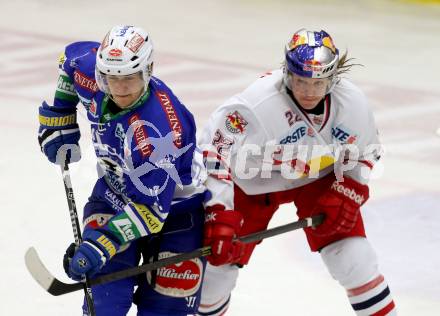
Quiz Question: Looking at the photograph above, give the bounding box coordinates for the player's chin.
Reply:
[299,98,321,109]
[114,95,134,108]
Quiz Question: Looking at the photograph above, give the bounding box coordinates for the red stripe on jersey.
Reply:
[318,94,331,132]
[210,173,232,181]
[370,300,395,316]
[347,275,384,297]
[203,150,232,180]
[199,296,230,316]
[359,160,374,169]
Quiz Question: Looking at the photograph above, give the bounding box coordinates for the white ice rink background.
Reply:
[0,0,439,315]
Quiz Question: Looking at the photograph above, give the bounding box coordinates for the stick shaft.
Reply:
[90,214,324,286]
[61,164,96,316]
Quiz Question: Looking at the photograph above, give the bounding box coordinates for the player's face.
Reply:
[291,74,330,109]
[106,72,145,108]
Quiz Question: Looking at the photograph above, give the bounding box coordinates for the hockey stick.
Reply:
[60,163,96,315]
[25,214,324,296]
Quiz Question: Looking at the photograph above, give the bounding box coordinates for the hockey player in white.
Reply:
[197,29,396,315]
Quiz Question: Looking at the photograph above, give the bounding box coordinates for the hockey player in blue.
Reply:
[37,25,208,315]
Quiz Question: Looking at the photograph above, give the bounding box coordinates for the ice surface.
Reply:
[1,0,439,315]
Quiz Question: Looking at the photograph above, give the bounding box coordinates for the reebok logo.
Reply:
[331,181,365,205]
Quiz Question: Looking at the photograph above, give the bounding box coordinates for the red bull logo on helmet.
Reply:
[303,60,322,72]
[322,36,337,54]
[288,33,308,50]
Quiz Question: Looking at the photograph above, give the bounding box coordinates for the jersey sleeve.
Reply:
[332,89,382,184]
[52,41,100,110]
[198,98,262,211]
[51,43,82,110]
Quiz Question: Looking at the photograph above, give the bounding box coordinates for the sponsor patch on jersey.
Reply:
[133,203,164,234]
[212,129,234,157]
[127,33,144,53]
[83,213,113,228]
[279,124,307,144]
[56,75,76,95]
[55,75,78,102]
[147,251,203,297]
[111,217,138,242]
[108,211,143,242]
[225,111,248,134]
[332,125,357,144]
[104,188,125,212]
[98,157,127,195]
[129,114,152,157]
[156,91,183,148]
[73,70,98,93]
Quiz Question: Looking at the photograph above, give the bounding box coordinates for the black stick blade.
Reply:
[25,247,82,296]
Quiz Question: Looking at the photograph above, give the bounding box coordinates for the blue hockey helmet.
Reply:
[284,28,339,87]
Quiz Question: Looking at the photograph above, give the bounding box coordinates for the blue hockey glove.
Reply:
[64,230,120,281]
[38,101,81,165]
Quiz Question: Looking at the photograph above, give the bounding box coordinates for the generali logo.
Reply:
[128,114,152,158]
[73,70,98,93]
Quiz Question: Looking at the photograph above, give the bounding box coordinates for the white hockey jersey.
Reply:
[198,69,381,210]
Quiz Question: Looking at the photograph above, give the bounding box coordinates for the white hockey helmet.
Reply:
[95,25,154,93]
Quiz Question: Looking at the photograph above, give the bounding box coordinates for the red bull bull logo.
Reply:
[322,36,337,54]
[225,111,248,134]
[303,60,322,72]
[289,33,308,50]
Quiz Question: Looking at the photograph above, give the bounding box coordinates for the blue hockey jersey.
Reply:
[51,41,205,242]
